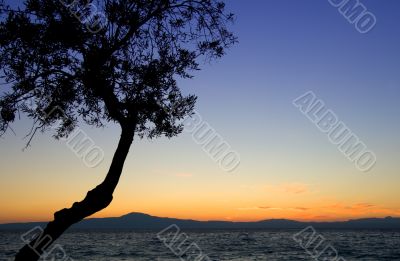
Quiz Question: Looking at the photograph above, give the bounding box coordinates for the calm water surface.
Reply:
[1,230,400,260]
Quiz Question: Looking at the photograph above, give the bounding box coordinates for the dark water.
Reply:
[1,230,400,260]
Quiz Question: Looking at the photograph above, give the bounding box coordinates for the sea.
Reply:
[1,230,400,260]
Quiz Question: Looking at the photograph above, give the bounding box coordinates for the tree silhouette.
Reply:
[0,0,236,259]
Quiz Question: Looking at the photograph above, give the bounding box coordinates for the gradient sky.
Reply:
[1,0,400,223]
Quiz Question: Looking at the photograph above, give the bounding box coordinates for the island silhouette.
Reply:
[1,213,399,230]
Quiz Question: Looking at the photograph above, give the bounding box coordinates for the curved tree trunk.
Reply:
[15,127,135,261]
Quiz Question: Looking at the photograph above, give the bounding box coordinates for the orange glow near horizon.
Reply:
[2,202,400,224]
[1,170,399,224]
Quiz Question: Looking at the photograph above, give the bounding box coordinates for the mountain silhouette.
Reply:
[1,213,399,230]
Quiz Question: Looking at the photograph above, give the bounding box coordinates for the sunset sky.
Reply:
[1,0,400,223]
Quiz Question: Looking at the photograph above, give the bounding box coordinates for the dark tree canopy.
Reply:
[0,0,236,140]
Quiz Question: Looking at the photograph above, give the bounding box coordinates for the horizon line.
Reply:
[1,212,399,225]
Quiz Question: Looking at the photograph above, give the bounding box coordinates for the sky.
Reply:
[0,0,400,223]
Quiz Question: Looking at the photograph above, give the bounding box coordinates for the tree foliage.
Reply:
[0,0,236,140]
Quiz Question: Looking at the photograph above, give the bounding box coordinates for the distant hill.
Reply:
[1,213,399,230]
